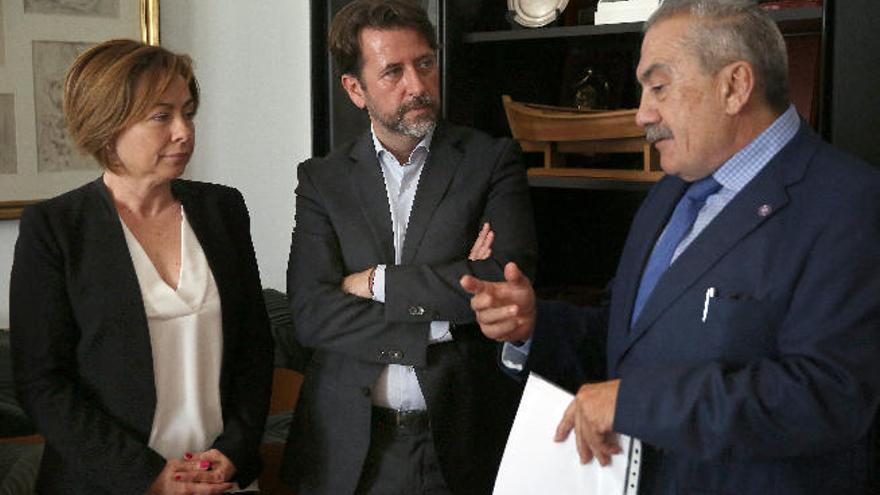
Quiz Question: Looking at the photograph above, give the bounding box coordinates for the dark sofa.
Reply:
[0,330,41,495]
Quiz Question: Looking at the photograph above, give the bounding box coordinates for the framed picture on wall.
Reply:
[0,0,159,220]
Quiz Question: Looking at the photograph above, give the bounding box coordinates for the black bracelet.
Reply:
[368,266,376,297]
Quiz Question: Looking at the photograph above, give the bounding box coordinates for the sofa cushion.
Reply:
[0,331,35,439]
[263,289,311,372]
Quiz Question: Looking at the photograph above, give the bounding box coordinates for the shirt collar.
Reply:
[370,124,435,165]
[712,104,800,192]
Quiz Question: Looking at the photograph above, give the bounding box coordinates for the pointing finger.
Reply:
[460,274,487,295]
[504,262,529,286]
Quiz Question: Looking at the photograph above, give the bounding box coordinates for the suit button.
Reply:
[390,350,403,360]
[378,350,389,360]
[361,387,371,397]
[408,305,425,316]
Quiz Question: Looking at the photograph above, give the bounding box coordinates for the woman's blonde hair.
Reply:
[64,39,199,169]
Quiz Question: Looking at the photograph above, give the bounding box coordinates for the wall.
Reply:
[0,221,16,328]
[0,1,311,328]
[161,1,311,292]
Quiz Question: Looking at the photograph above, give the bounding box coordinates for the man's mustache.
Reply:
[645,124,674,143]
[398,94,436,115]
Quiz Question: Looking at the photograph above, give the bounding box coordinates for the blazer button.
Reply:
[390,350,403,360]
[361,387,371,397]
[378,350,389,360]
[408,305,426,316]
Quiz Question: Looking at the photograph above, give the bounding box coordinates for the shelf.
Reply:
[527,168,660,191]
[528,174,656,191]
[463,7,822,44]
[765,6,823,24]
[464,22,643,43]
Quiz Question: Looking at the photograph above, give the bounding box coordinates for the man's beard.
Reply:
[370,94,439,139]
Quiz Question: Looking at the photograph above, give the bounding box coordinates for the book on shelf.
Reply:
[594,0,660,25]
[759,0,822,10]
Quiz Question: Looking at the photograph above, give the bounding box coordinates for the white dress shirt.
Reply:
[369,127,452,411]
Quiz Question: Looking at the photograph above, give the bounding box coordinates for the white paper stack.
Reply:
[493,373,641,495]
[595,0,661,25]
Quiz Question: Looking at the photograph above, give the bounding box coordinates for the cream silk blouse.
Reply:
[121,208,255,492]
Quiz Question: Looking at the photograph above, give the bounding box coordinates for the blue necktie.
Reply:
[631,176,721,327]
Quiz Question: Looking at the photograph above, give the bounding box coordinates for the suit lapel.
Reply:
[604,177,685,375]
[612,124,818,370]
[402,124,462,264]
[173,180,217,274]
[349,133,396,263]
[89,177,158,425]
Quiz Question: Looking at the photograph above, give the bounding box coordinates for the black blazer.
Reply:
[283,123,538,494]
[10,178,274,494]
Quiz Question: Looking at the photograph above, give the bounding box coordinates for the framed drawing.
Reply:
[0,0,159,219]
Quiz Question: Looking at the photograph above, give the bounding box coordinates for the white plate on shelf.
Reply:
[508,0,570,28]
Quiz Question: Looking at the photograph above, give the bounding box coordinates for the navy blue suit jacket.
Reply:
[528,124,880,494]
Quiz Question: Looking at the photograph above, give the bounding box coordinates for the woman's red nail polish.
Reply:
[184,452,193,460]
[173,475,181,481]
[199,460,210,469]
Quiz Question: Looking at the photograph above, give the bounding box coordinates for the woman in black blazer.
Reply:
[9,39,273,494]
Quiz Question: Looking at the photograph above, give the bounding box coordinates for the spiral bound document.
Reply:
[493,373,641,495]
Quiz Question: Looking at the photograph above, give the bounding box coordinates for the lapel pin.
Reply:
[757,204,773,217]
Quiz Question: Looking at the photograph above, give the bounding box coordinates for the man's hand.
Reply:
[341,267,374,299]
[468,222,494,261]
[554,379,622,466]
[460,262,536,342]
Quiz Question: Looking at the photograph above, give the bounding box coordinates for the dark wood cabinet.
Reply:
[823,0,880,165]
[441,0,879,168]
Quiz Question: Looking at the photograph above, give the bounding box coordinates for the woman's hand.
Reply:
[189,449,237,483]
[146,450,236,495]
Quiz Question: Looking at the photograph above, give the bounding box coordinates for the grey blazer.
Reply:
[283,122,538,495]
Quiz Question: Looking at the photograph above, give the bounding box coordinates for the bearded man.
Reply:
[280,1,537,494]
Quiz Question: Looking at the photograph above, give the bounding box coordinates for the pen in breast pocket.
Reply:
[702,287,716,323]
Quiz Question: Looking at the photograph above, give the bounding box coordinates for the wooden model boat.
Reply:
[502,95,663,182]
